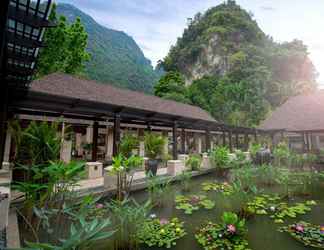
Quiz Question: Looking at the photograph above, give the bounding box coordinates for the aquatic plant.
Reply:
[146,175,172,207]
[175,195,215,214]
[107,198,151,250]
[137,217,186,248]
[178,171,192,192]
[245,195,317,223]
[202,181,234,196]
[279,221,324,248]
[195,212,250,250]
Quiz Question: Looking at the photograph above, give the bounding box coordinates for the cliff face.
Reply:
[164,0,265,85]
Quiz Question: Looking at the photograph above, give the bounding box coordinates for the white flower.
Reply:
[270,206,276,212]
[149,213,157,219]
[218,234,223,238]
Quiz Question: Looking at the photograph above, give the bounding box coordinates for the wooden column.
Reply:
[205,129,211,152]
[0,86,8,166]
[254,129,258,143]
[244,132,249,151]
[235,132,239,149]
[180,128,186,154]
[222,131,226,147]
[113,114,121,156]
[172,122,178,160]
[91,121,99,161]
[228,130,233,152]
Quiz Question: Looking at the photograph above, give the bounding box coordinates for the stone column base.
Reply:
[167,160,185,176]
[86,162,103,179]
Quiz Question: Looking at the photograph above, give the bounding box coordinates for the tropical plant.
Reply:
[119,132,139,158]
[231,149,248,168]
[279,221,324,248]
[210,146,230,169]
[22,215,114,250]
[178,171,192,192]
[147,175,172,207]
[273,142,290,167]
[175,195,215,214]
[249,143,261,162]
[107,198,151,250]
[111,154,144,200]
[185,154,202,171]
[195,212,249,250]
[137,217,186,248]
[144,132,165,159]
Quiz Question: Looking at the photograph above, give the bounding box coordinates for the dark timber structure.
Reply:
[9,74,272,161]
[0,0,54,166]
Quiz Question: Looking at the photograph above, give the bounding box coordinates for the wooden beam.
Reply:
[113,114,121,156]
[172,121,178,160]
[91,121,99,161]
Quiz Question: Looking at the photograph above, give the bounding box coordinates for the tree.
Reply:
[36,4,90,77]
[154,71,190,103]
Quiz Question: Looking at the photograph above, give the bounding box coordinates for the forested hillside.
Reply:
[56,4,161,92]
[156,0,317,126]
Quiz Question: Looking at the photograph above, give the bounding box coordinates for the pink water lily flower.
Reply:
[96,203,104,209]
[160,218,169,225]
[227,224,236,234]
[190,196,201,205]
[295,224,304,233]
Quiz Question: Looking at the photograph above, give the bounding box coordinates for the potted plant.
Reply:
[185,154,202,171]
[210,146,230,177]
[144,132,165,176]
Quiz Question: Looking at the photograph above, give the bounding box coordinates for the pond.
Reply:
[100,173,324,250]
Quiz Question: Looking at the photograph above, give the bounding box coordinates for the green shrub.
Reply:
[185,154,202,171]
[144,133,165,159]
[210,146,230,169]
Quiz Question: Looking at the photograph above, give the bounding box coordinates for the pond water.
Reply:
[102,173,324,250]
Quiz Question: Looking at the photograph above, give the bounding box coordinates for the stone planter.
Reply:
[0,187,10,231]
[167,160,185,176]
[85,162,103,179]
[104,166,117,189]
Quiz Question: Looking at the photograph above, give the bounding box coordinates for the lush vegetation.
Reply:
[279,222,324,248]
[195,212,249,250]
[175,195,215,214]
[37,4,90,78]
[155,0,317,126]
[56,4,161,92]
[138,217,186,248]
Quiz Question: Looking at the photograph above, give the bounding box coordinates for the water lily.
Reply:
[227,224,236,234]
[176,227,181,232]
[160,218,169,225]
[270,206,276,212]
[160,229,166,234]
[190,195,201,205]
[218,234,223,238]
[149,213,157,219]
[95,203,104,209]
[294,224,304,233]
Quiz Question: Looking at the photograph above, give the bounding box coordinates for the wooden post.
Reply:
[228,130,233,152]
[244,132,249,151]
[254,129,258,143]
[181,128,186,154]
[92,121,99,161]
[172,122,178,160]
[302,132,306,153]
[222,131,226,147]
[205,129,211,152]
[235,132,239,149]
[113,114,121,156]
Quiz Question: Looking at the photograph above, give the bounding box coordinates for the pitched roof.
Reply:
[259,90,324,132]
[30,73,216,123]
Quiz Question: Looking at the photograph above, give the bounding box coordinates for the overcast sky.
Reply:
[57,0,324,85]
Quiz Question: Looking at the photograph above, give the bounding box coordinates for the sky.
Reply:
[57,0,324,86]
